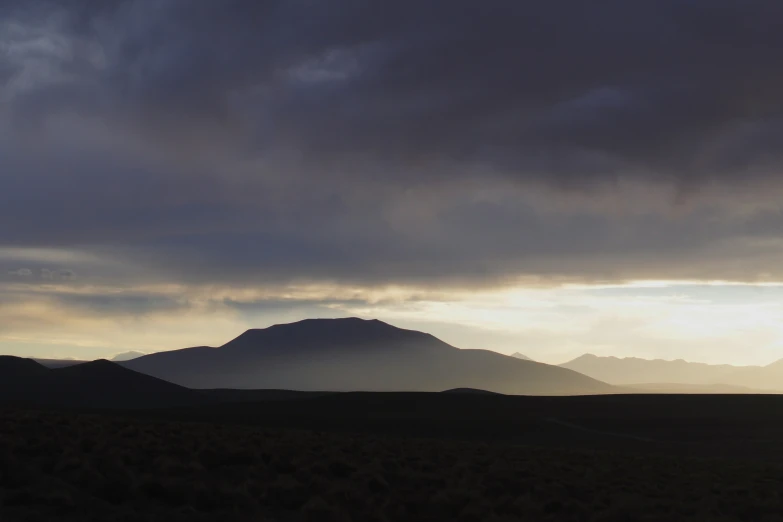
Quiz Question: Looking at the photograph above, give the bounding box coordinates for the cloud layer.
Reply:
[3,0,783,319]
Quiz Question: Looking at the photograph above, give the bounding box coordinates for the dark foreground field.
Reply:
[3,394,783,521]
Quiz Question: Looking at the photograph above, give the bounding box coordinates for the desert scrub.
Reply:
[1,409,783,521]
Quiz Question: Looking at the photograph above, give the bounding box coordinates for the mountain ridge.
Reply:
[125,317,613,395]
[561,353,783,391]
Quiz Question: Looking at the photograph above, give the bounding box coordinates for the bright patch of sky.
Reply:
[2,280,783,366]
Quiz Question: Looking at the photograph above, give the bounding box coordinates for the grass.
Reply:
[1,408,783,521]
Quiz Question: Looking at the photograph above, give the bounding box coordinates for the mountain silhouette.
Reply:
[560,354,746,386]
[110,350,147,362]
[559,353,783,391]
[0,356,50,394]
[717,359,783,391]
[510,352,533,361]
[0,357,199,409]
[33,358,86,369]
[125,318,613,395]
[0,355,49,377]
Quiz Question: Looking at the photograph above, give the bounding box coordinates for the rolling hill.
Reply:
[0,355,49,376]
[0,356,50,394]
[125,318,614,395]
[0,357,200,409]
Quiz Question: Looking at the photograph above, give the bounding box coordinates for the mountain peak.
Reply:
[111,350,147,362]
[54,359,127,375]
[761,359,783,371]
[125,318,612,393]
[267,317,392,330]
[223,317,435,351]
[239,317,393,334]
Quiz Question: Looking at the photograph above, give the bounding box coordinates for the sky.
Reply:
[3,0,783,366]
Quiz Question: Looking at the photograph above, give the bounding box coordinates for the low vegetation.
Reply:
[1,408,782,521]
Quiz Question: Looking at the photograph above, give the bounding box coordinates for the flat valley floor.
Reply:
[3,393,783,521]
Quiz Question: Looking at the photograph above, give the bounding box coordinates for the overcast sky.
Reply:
[3,1,783,365]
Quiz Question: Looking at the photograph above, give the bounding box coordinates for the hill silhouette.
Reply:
[0,356,50,395]
[125,318,614,395]
[441,387,501,395]
[0,355,49,377]
[510,352,533,361]
[0,357,199,409]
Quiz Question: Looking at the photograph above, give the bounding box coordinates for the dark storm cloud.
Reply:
[7,0,783,183]
[3,0,783,287]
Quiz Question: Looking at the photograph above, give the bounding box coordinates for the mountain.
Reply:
[111,350,147,362]
[559,354,746,386]
[125,318,614,395]
[510,352,532,361]
[560,354,783,392]
[0,357,199,409]
[719,359,783,391]
[34,358,87,369]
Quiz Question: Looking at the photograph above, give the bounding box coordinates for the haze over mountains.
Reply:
[561,354,783,392]
[124,318,611,395]
[32,350,146,369]
[9,318,783,401]
[33,358,86,369]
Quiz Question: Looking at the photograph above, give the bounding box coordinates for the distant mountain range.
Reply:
[10,318,783,405]
[33,358,86,369]
[124,318,612,395]
[32,351,146,368]
[560,354,783,391]
[111,350,147,362]
[625,383,767,394]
